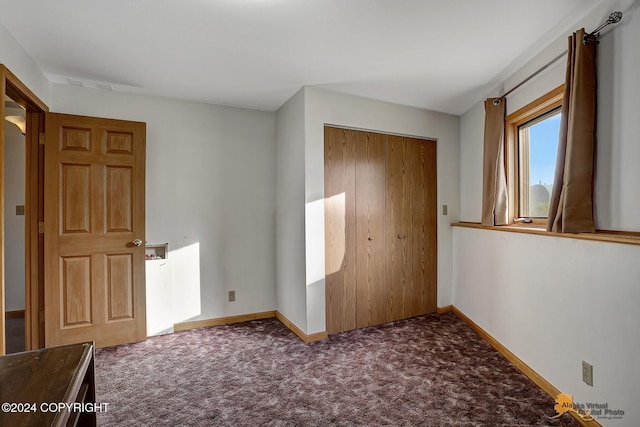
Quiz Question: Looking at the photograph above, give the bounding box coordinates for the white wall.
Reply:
[0,22,50,104]
[275,88,307,330]
[1,20,49,314]
[304,87,460,334]
[3,124,24,311]
[453,228,640,426]
[595,0,640,230]
[455,1,640,425]
[50,84,277,324]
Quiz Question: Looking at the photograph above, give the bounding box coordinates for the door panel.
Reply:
[355,132,387,328]
[62,164,91,233]
[62,127,91,151]
[386,135,410,320]
[324,127,357,334]
[408,138,427,317]
[45,113,146,348]
[61,256,92,326]
[106,253,134,320]
[387,137,438,320]
[106,166,133,232]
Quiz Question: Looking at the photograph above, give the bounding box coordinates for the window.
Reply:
[505,85,564,224]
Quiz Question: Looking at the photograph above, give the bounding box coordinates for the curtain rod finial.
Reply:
[492,98,501,106]
[609,11,623,24]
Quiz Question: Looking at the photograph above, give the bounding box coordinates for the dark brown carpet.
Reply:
[95,313,579,426]
[5,315,25,354]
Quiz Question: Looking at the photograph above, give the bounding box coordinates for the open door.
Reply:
[44,113,146,348]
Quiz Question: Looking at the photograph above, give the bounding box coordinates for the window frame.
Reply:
[505,85,564,226]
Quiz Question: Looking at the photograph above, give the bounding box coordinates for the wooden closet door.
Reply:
[354,132,388,328]
[386,136,437,320]
[325,128,437,334]
[411,138,437,315]
[386,135,412,319]
[324,127,357,334]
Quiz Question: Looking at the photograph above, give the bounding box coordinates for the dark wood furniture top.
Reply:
[0,342,96,427]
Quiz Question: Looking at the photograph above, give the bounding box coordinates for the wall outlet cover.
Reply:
[228,290,236,302]
[582,360,593,386]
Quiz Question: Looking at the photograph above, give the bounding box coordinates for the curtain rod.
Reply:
[497,11,623,101]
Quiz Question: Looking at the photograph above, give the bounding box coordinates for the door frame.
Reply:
[0,64,48,354]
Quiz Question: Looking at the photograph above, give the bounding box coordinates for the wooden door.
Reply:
[44,113,146,348]
[387,135,408,319]
[324,127,357,334]
[325,127,437,334]
[386,136,437,319]
[420,138,438,314]
[325,128,388,333]
[354,131,388,328]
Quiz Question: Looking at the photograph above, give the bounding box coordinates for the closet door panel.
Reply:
[324,127,357,334]
[408,138,425,317]
[404,137,438,317]
[386,135,412,320]
[355,132,388,328]
[387,136,438,320]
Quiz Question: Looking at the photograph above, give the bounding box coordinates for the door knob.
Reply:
[397,234,404,239]
[132,239,143,247]
[368,236,373,241]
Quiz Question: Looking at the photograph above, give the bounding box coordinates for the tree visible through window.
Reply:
[505,85,564,224]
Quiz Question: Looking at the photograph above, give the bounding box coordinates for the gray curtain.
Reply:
[481,98,508,226]
[547,28,596,233]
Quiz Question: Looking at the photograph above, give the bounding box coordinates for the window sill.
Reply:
[452,221,640,247]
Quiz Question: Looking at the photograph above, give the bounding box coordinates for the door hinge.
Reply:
[39,311,45,323]
[38,222,45,233]
[39,133,45,145]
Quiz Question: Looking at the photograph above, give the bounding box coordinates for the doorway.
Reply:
[3,95,26,353]
[0,64,48,355]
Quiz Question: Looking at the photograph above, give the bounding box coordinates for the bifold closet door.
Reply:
[324,128,387,334]
[354,132,388,328]
[386,136,437,319]
[325,127,437,335]
[324,127,357,334]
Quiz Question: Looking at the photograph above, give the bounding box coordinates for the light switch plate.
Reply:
[16,205,24,215]
[442,205,448,216]
[228,290,236,302]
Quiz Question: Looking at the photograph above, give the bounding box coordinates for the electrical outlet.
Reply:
[228,290,236,302]
[582,360,593,386]
[16,205,24,215]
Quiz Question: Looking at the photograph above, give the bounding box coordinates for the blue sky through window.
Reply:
[527,112,561,186]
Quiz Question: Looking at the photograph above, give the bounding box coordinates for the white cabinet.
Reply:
[145,258,173,336]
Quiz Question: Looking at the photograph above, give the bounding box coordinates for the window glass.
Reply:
[518,109,561,218]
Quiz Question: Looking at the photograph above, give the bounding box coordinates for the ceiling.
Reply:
[0,0,600,115]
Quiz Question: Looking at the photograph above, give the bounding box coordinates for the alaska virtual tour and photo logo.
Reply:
[551,393,625,422]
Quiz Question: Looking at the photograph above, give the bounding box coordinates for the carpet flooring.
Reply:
[95,313,580,426]
[4,315,25,354]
